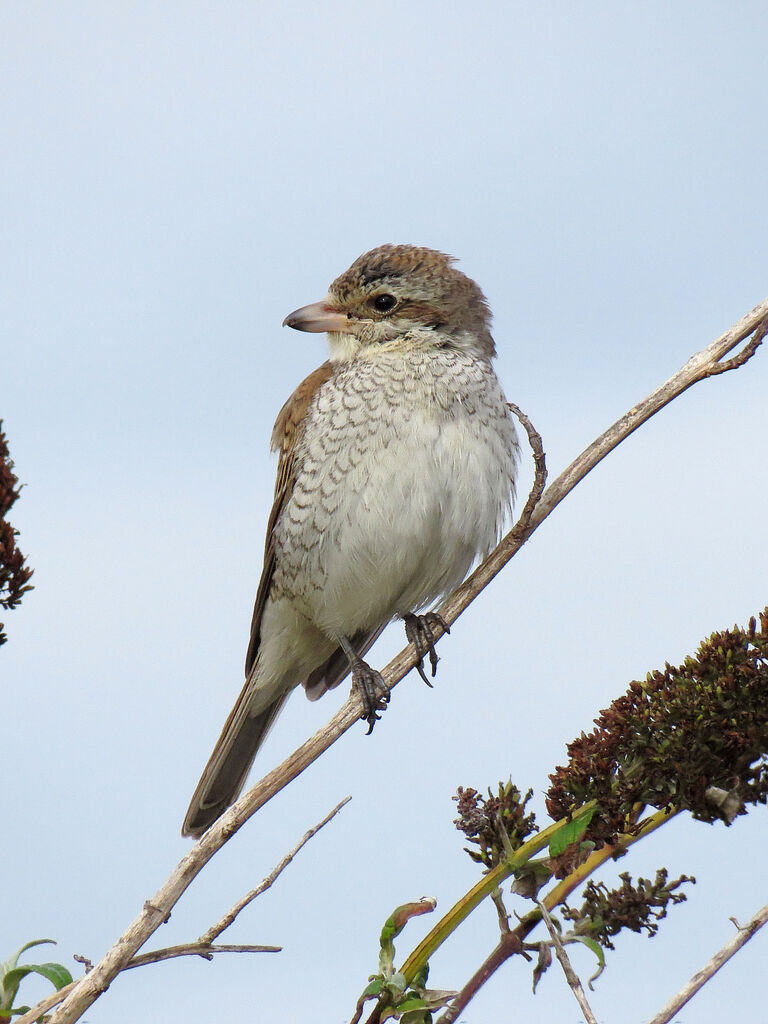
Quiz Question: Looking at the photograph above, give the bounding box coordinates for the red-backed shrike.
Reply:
[183,244,518,837]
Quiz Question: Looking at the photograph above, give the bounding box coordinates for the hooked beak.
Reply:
[282,299,349,333]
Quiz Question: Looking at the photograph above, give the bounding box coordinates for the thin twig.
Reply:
[701,318,767,376]
[200,795,351,943]
[46,299,768,1024]
[491,888,512,936]
[129,941,281,966]
[648,903,768,1024]
[535,898,598,1024]
[506,399,548,532]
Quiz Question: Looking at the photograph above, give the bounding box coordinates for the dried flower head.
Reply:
[0,421,34,645]
[561,869,695,951]
[547,610,768,845]
[454,781,538,868]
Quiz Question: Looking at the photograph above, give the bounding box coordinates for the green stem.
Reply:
[525,805,678,926]
[401,803,676,986]
[400,802,596,983]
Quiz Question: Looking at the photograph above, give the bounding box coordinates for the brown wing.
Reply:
[244,360,336,678]
[184,360,354,837]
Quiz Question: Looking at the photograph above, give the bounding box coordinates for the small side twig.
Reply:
[506,400,547,544]
[535,898,598,1024]
[128,941,281,968]
[200,795,351,944]
[490,889,511,936]
[648,902,768,1024]
[701,318,766,376]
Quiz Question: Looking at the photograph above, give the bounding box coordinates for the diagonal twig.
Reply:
[535,898,598,1024]
[199,795,351,944]
[648,903,768,1024]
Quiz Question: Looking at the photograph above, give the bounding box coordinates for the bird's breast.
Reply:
[271,349,518,636]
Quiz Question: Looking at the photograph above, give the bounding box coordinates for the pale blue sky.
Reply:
[3,3,767,1022]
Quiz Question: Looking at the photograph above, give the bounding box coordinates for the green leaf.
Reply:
[1,961,73,1012]
[410,963,429,990]
[2,940,60,1009]
[3,963,72,992]
[571,935,606,987]
[396,997,428,1012]
[548,808,596,857]
[3,966,36,991]
[35,962,73,989]
[9,941,56,962]
[378,900,436,978]
[1,940,56,978]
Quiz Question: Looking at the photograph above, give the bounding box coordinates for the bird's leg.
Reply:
[337,635,390,734]
[403,611,450,686]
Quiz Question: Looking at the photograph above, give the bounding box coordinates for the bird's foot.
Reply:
[350,657,390,734]
[403,612,450,686]
[337,634,390,734]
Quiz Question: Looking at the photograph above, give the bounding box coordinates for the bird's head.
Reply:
[282,244,496,361]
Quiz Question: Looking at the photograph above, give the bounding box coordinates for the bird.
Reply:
[182,244,519,838]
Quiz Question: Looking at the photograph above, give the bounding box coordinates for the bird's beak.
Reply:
[282,299,349,333]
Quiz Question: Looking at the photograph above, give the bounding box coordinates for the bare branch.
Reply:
[648,903,768,1024]
[535,898,598,1024]
[47,298,768,1024]
[126,942,281,967]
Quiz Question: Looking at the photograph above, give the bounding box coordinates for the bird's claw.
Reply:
[404,612,450,686]
[351,660,390,734]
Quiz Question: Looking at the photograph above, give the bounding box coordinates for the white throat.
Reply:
[326,331,360,363]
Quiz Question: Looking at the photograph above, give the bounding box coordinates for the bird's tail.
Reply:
[182,690,288,838]
[182,629,380,837]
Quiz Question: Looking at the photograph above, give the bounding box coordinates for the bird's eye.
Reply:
[371,293,397,313]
